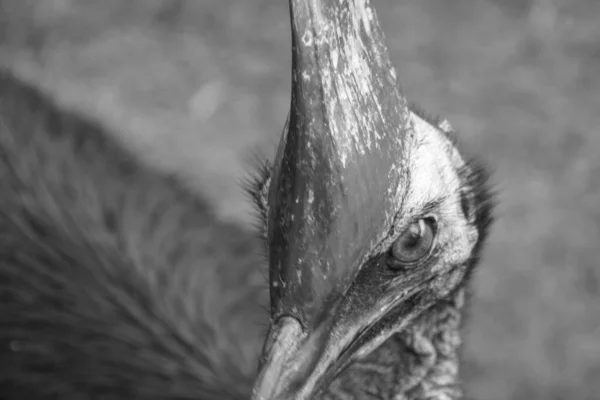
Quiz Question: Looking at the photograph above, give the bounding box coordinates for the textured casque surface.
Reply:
[269,0,411,331]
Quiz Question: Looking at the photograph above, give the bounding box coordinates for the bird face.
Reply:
[249,0,492,399]
[251,110,487,400]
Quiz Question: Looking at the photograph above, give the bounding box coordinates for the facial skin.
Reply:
[248,0,493,399]
[248,108,490,400]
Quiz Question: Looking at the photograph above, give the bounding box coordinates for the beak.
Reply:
[251,281,432,400]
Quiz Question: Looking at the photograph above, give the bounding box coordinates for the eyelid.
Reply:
[370,202,443,260]
[400,214,438,237]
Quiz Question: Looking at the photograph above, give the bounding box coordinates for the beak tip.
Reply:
[251,317,305,400]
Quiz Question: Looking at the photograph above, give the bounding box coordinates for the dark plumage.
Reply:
[0,68,268,400]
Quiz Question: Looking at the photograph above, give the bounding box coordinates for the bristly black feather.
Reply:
[0,67,269,400]
[460,156,496,283]
[240,150,271,247]
[452,155,496,341]
[239,149,272,292]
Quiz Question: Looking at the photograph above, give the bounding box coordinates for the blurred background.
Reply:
[1,0,599,399]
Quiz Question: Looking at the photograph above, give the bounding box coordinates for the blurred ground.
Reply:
[1,0,599,399]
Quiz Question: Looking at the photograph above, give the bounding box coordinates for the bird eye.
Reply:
[389,218,436,267]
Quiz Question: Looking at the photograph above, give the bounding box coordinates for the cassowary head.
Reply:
[247,0,493,399]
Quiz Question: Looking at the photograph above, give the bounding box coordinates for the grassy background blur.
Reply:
[1,0,599,399]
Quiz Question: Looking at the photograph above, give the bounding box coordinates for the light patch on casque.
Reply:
[321,11,375,168]
[296,0,403,169]
[301,29,314,47]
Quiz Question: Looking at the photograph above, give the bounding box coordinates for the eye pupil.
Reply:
[389,218,435,267]
[404,233,420,248]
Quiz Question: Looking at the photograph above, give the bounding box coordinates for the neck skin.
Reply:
[320,288,466,400]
